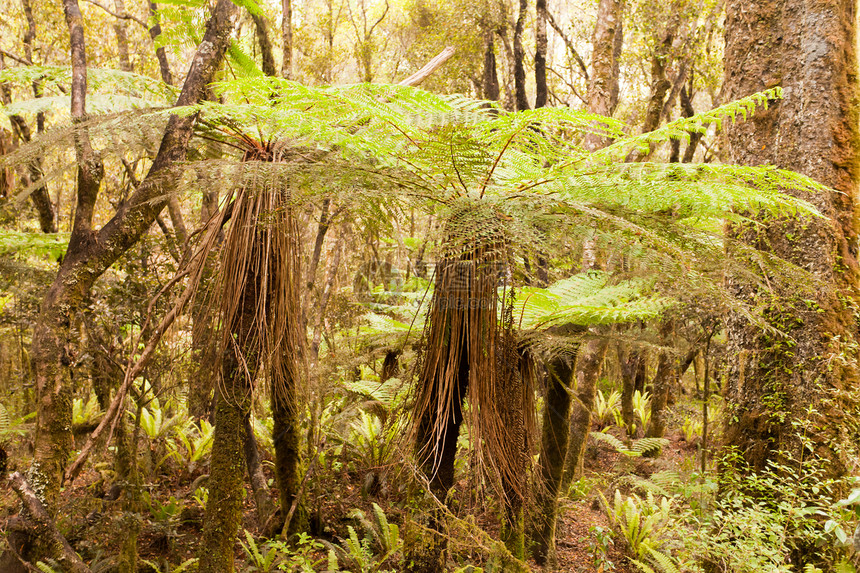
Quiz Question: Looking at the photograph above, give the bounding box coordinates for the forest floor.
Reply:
[0,420,700,572]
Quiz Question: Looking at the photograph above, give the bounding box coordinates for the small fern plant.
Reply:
[590,431,669,458]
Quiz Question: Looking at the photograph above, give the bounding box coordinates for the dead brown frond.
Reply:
[411,200,535,506]
[216,140,306,405]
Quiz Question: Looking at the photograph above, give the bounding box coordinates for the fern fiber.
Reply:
[411,203,534,562]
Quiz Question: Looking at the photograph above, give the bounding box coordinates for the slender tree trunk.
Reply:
[1,6,57,233]
[531,353,574,566]
[680,79,702,163]
[647,320,675,438]
[148,3,174,86]
[722,0,860,478]
[244,414,276,527]
[281,0,293,78]
[619,344,644,437]
[534,0,547,109]
[561,337,609,490]
[112,0,132,71]
[513,0,529,111]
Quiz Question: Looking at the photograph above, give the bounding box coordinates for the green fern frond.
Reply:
[515,273,672,330]
[0,404,9,436]
[597,88,782,161]
[0,65,176,102]
[590,431,635,455]
[631,438,670,457]
[0,230,69,259]
[226,42,264,78]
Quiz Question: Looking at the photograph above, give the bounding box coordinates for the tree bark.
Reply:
[148,3,174,85]
[252,11,277,77]
[482,31,500,101]
[647,320,675,438]
[7,472,91,573]
[582,0,624,151]
[30,0,238,510]
[534,0,547,109]
[512,0,529,111]
[0,5,57,233]
[722,0,860,476]
[531,353,573,566]
[561,337,609,490]
[112,0,132,71]
[619,343,645,437]
[281,0,293,78]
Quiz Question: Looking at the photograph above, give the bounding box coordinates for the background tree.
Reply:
[722,0,860,481]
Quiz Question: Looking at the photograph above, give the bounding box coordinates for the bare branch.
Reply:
[0,49,30,66]
[545,10,588,80]
[399,46,455,87]
[82,0,148,27]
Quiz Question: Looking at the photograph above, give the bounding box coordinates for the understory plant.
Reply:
[610,450,860,573]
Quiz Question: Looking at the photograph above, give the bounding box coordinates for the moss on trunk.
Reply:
[272,389,307,538]
[198,387,249,573]
[531,355,573,566]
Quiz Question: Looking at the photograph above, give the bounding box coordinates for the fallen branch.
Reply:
[8,472,91,573]
[399,46,455,87]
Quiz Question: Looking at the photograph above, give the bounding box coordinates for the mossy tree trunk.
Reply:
[561,337,609,490]
[531,353,574,567]
[723,0,860,476]
[272,386,307,537]
[198,284,257,573]
[647,320,675,439]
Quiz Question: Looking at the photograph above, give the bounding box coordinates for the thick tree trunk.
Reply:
[482,31,500,101]
[30,0,237,509]
[272,387,307,537]
[252,11,277,77]
[198,387,250,573]
[723,0,860,476]
[200,252,259,572]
